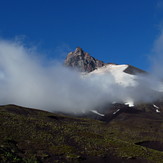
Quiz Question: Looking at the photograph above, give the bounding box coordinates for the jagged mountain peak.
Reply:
[74,47,83,53]
[64,47,146,76]
[64,47,106,72]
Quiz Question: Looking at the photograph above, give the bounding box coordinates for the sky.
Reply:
[0,0,163,70]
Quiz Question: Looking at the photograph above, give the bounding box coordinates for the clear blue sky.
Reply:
[0,0,163,70]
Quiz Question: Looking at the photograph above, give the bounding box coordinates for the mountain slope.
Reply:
[64,48,163,118]
[86,64,137,87]
[0,105,163,163]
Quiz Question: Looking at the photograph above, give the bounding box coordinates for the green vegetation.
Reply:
[0,105,163,162]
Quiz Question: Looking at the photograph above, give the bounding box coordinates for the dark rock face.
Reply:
[64,47,106,72]
[124,65,146,75]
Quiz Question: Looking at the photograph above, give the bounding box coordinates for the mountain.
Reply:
[65,47,145,75]
[64,47,106,72]
[1,48,163,162]
[64,48,163,118]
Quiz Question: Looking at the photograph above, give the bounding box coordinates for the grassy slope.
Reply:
[0,105,163,163]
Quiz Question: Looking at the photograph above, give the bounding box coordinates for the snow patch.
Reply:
[156,109,160,113]
[153,104,159,109]
[113,109,120,115]
[91,110,105,116]
[86,64,137,87]
[125,101,134,107]
[153,104,161,113]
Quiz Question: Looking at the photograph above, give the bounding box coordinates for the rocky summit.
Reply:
[65,47,145,75]
[64,47,106,72]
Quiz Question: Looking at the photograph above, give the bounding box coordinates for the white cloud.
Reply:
[150,29,163,78]
[0,39,162,113]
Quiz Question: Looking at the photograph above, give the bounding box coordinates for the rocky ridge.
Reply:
[64,47,106,72]
[65,47,145,75]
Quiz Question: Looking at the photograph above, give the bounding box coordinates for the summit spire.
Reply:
[64,48,105,72]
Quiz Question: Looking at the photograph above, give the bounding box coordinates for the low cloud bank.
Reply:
[0,39,162,113]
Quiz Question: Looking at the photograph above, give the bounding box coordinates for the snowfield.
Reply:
[82,64,163,108]
[87,64,137,87]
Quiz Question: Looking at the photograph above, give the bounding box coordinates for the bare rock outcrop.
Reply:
[64,47,106,72]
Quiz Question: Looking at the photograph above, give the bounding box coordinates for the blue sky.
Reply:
[0,0,163,70]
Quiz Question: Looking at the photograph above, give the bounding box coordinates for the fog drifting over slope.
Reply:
[150,29,163,79]
[0,39,162,113]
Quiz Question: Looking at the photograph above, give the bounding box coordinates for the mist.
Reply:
[0,39,163,113]
[150,29,163,79]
